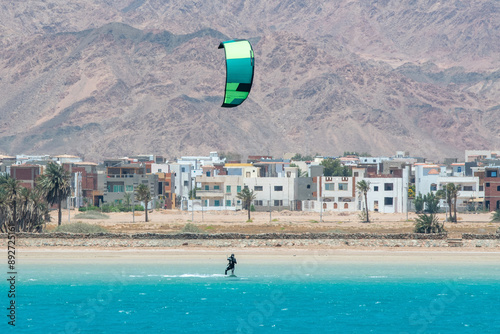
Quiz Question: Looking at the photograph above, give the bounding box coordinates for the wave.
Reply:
[161,274,226,278]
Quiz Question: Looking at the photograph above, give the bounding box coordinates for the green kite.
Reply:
[218,39,254,107]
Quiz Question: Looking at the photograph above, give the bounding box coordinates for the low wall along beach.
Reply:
[3,232,499,249]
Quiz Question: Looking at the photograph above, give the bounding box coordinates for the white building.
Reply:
[178,152,226,179]
[414,163,447,195]
[170,162,193,209]
[302,176,358,213]
[364,176,409,214]
[195,167,299,211]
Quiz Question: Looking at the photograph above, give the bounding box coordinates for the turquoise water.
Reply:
[3,259,500,333]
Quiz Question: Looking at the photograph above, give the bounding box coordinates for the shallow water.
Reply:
[3,258,500,333]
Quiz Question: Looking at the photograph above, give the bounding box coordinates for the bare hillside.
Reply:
[0,1,498,161]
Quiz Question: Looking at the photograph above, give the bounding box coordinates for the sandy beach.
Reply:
[18,248,500,266]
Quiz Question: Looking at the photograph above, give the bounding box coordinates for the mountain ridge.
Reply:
[0,0,498,161]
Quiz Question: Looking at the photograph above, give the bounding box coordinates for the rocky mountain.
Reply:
[0,0,498,161]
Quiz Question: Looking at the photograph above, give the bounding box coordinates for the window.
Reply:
[126,185,134,192]
[274,200,283,206]
[254,200,263,206]
[158,169,162,172]
[479,186,484,191]
[184,181,188,186]
[206,171,211,177]
[214,185,220,190]
[246,172,251,177]
[497,186,500,192]
[237,186,241,193]
[430,184,437,191]
[113,185,124,192]
[457,167,462,173]
[354,172,359,177]
[463,186,473,191]
[205,185,209,190]
[384,183,393,191]
[307,184,311,189]
[384,197,393,206]
[338,183,348,190]
[181,167,185,172]
[165,182,169,186]
[274,186,283,191]
[487,170,498,177]
[226,185,231,193]
[214,200,220,207]
[254,186,263,191]
[374,186,379,192]
[486,183,490,187]
[226,200,231,206]
[325,183,335,190]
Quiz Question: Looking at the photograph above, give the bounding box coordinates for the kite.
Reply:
[218,39,254,107]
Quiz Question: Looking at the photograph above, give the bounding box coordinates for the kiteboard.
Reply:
[227,274,237,278]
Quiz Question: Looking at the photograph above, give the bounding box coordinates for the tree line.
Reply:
[0,162,156,231]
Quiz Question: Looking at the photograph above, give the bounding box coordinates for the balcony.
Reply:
[197,189,224,198]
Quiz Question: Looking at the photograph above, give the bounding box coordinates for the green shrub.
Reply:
[181,223,203,233]
[78,205,100,212]
[133,204,144,211]
[74,211,110,220]
[414,214,446,234]
[490,210,500,223]
[55,222,107,233]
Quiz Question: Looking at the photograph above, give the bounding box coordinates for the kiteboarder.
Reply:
[225,254,237,275]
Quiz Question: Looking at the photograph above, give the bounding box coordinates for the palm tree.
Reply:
[356,180,370,223]
[423,192,440,214]
[0,185,13,233]
[0,174,21,231]
[414,213,446,234]
[135,184,152,222]
[123,192,132,209]
[236,187,257,221]
[490,210,500,223]
[38,162,71,226]
[18,186,49,232]
[446,183,460,223]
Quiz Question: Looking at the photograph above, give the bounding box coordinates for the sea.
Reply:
[3,255,500,333]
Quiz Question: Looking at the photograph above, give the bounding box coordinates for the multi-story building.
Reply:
[196,175,244,210]
[64,162,99,207]
[103,163,158,208]
[414,163,446,195]
[304,175,358,212]
[157,172,175,209]
[484,166,500,211]
[364,174,409,214]
[10,164,43,189]
[170,162,193,208]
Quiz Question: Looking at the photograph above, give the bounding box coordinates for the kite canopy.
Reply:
[218,39,254,108]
